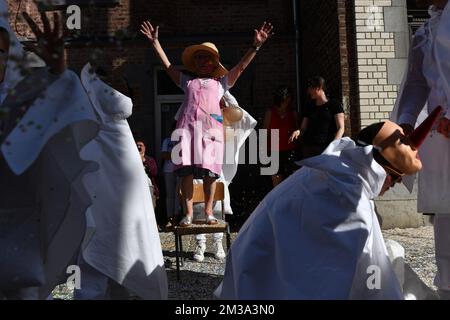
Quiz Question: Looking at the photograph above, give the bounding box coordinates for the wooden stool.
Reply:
[173,182,231,280]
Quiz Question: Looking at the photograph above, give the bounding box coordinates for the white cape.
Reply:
[215,138,403,299]
[0,1,100,298]
[79,63,168,299]
[0,69,99,297]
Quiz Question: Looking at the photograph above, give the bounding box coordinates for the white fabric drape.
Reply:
[78,63,168,299]
[391,3,450,212]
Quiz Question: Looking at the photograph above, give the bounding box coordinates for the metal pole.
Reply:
[292,0,301,115]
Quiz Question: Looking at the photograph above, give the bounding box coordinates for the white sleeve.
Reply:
[396,30,431,126]
[220,75,232,93]
[177,73,190,92]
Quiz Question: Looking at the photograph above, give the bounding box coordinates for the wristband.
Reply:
[251,44,261,52]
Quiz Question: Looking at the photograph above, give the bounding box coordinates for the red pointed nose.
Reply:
[409,106,443,148]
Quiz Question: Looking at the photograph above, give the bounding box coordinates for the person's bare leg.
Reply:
[180,175,194,225]
[203,176,217,221]
[271,174,283,187]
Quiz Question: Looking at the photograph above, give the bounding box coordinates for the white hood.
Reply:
[299,138,386,200]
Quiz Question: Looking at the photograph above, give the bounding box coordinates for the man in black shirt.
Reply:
[289,76,345,158]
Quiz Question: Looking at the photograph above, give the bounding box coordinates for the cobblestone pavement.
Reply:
[52,226,437,300]
[383,226,437,291]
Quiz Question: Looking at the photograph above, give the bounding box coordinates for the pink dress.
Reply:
[175,76,226,176]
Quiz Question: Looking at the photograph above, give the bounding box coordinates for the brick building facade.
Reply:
[9,0,357,150]
[7,0,428,146]
[3,0,369,223]
[7,0,428,225]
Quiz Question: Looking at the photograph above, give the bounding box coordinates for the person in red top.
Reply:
[137,140,160,201]
[264,86,299,187]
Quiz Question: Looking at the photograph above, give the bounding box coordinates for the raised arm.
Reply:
[22,11,66,75]
[289,117,309,143]
[334,113,345,140]
[227,22,274,87]
[140,20,181,86]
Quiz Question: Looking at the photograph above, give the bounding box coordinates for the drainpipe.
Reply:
[292,0,301,115]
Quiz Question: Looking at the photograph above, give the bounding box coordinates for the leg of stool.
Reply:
[179,235,185,266]
[175,232,180,281]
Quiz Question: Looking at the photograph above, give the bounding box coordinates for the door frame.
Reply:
[153,67,184,163]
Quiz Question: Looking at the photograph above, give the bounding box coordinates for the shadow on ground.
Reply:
[166,269,223,300]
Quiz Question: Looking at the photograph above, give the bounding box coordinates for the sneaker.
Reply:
[193,243,206,262]
[214,241,226,260]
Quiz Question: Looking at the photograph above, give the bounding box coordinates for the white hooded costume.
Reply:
[215,138,403,299]
[0,2,99,299]
[391,3,450,294]
[75,63,167,300]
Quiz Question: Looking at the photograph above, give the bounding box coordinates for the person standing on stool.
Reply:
[141,19,274,227]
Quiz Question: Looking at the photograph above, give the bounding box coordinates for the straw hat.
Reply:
[181,42,228,78]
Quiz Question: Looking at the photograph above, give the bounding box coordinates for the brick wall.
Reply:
[299,0,342,100]
[298,0,358,136]
[354,0,407,127]
[5,0,362,222]
[341,0,361,138]
[9,0,297,132]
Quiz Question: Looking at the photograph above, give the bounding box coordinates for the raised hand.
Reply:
[22,11,66,75]
[289,130,301,144]
[140,20,159,44]
[253,21,274,47]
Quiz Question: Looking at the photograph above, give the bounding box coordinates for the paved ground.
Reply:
[383,226,437,291]
[52,226,437,300]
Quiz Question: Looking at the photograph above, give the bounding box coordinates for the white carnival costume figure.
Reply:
[0,2,99,299]
[74,63,167,300]
[391,2,450,299]
[215,109,441,299]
